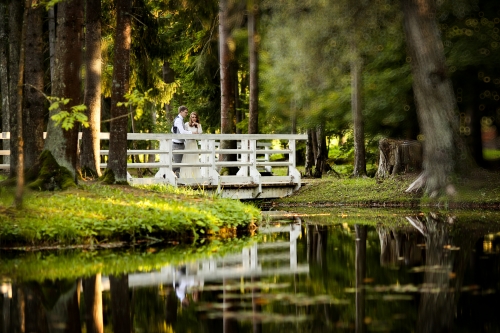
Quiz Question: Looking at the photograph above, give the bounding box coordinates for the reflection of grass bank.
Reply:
[273,169,500,209]
[0,183,261,248]
[275,208,500,230]
[0,237,257,282]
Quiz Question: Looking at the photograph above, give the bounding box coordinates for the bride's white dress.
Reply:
[179,123,202,178]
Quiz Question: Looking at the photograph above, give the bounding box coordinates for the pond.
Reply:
[1,209,500,332]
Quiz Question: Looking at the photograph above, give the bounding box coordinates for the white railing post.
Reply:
[208,139,219,185]
[200,139,209,178]
[154,138,176,185]
[236,139,248,177]
[248,139,261,195]
[288,139,301,190]
[264,145,272,173]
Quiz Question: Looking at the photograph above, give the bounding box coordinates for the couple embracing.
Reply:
[172,105,203,178]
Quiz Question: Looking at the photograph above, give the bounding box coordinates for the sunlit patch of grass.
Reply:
[276,175,420,206]
[275,168,500,209]
[0,183,261,247]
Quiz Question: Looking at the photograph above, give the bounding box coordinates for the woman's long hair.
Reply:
[188,112,199,127]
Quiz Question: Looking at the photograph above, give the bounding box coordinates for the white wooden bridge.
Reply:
[0,132,307,199]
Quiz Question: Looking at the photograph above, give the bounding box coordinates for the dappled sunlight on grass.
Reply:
[0,183,261,247]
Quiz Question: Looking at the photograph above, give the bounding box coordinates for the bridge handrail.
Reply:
[1,132,307,197]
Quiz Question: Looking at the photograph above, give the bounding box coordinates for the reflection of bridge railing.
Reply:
[0,132,307,199]
[101,219,307,291]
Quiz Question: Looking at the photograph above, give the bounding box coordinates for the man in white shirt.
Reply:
[172,106,199,177]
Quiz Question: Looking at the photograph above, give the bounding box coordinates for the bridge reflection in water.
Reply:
[101,213,307,292]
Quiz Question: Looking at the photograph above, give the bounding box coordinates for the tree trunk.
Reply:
[48,6,56,88]
[304,128,314,177]
[15,0,28,207]
[219,0,237,173]
[23,0,45,170]
[236,72,246,134]
[80,0,102,178]
[247,0,259,134]
[0,2,9,166]
[44,0,84,179]
[351,41,367,177]
[107,0,132,183]
[313,124,327,178]
[311,128,318,162]
[8,0,23,177]
[402,0,467,196]
[219,0,231,135]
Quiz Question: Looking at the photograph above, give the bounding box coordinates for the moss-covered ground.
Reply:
[272,168,500,210]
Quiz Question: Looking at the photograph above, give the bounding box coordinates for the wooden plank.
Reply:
[214,161,253,167]
[256,161,292,167]
[2,132,308,140]
[100,162,213,168]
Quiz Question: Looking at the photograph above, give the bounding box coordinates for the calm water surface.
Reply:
[1,210,500,332]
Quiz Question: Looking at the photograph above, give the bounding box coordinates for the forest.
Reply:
[1,0,499,200]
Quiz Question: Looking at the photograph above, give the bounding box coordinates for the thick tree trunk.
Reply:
[0,3,9,166]
[8,0,23,177]
[107,0,132,182]
[48,7,56,88]
[23,0,45,170]
[44,0,84,179]
[351,43,367,177]
[219,0,237,172]
[247,0,259,134]
[402,0,467,196]
[80,0,102,178]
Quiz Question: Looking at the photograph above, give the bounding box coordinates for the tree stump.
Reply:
[376,138,422,178]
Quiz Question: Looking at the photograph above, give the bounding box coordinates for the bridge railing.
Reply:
[0,132,307,194]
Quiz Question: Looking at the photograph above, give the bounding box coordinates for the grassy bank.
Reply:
[272,168,500,209]
[0,182,261,248]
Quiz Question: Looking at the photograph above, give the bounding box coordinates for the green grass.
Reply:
[0,182,261,247]
[274,168,500,209]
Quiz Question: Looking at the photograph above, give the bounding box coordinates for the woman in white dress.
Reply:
[179,112,202,178]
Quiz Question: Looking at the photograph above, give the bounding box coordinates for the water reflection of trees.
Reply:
[2,213,500,333]
[378,212,481,333]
